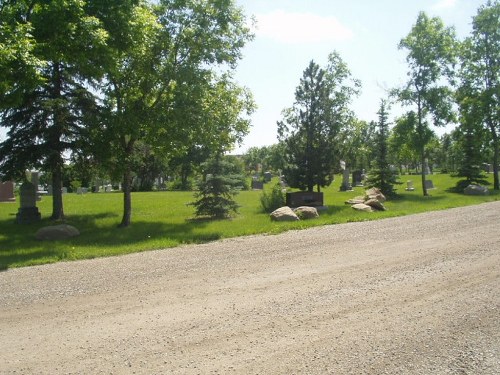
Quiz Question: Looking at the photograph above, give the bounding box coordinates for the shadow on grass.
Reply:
[0,212,221,270]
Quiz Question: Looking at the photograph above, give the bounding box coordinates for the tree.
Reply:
[95,0,254,227]
[458,1,499,190]
[277,52,360,192]
[396,12,457,196]
[365,100,400,197]
[337,118,375,171]
[0,0,107,220]
[190,153,244,219]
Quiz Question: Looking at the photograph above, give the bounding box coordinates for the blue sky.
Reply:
[233,0,486,153]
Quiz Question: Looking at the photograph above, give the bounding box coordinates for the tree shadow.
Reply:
[0,212,220,270]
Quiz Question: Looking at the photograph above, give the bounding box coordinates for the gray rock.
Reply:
[35,224,80,241]
[293,206,319,220]
[352,203,373,212]
[365,198,386,211]
[365,187,386,202]
[270,206,300,221]
[464,184,489,196]
[345,196,365,205]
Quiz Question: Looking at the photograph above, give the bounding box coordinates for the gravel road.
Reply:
[1,201,499,374]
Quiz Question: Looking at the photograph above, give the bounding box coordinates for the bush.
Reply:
[260,184,286,213]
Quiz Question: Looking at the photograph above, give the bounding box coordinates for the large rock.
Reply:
[270,206,300,222]
[464,184,489,196]
[345,196,365,205]
[294,206,319,220]
[35,224,80,241]
[352,203,373,212]
[365,187,386,203]
[365,198,386,211]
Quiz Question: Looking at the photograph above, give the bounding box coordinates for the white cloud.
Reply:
[431,0,457,11]
[255,10,353,44]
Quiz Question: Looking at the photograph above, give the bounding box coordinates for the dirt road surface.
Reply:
[1,202,499,374]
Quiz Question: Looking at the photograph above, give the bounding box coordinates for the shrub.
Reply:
[260,184,286,213]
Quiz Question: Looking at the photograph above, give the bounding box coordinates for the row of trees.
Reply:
[275,2,498,197]
[0,0,254,226]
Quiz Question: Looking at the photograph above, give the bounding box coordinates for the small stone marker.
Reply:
[0,181,16,202]
[77,187,83,195]
[16,181,41,223]
[62,187,68,194]
[406,180,415,191]
[263,171,272,182]
[424,180,435,190]
[340,169,352,191]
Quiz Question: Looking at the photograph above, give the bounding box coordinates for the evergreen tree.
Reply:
[190,154,244,219]
[366,100,400,197]
[278,52,360,192]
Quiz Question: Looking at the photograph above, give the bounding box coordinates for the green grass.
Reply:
[1,173,498,269]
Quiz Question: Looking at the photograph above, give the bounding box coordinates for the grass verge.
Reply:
[1,173,498,269]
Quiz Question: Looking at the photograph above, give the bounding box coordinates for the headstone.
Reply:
[340,168,352,191]
[406,180,415,191]
[424,159,431,175]
[0,181,16,202]
[286,192,323,207]
[81,187,88,194]
[61,187,68,194]
[251,180,264,190]
[105,185,112,192]
[424,180,435,190]
[47,185,53,196]
[16,182,41,223]
[263,171,272,182]
[30,171,42,201]
[76,187,83,195]
[352,170,363,187]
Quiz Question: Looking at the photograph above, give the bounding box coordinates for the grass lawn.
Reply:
[1,173,498,269]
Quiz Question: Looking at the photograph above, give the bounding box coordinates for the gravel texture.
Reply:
[1,201,499,374]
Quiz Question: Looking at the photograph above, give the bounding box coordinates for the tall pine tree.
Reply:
[366,100,400,197]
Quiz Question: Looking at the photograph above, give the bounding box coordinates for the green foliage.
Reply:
[458,0,499,190]
[278,52,360,192]
[260,183,286,213]
[190,154,245,219]
[396,11,458,196]
[365,100,401,197]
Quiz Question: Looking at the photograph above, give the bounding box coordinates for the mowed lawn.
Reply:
[1,173,498,269]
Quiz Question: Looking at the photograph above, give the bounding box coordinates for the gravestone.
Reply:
[352,170,363,187]
[16,182,41,223]
[77,187,83,195]
[424,159,431,175]
[286,191,323,207]
[424,180,435,190]
[61,187,68,194]
[0,181,16,202]
[47,185,53,196]
[251,180,264,190]
[263,171,272,182]
[405,180,415,191]
[340,169,352,191]
[105,185,112,193]
[30,171,42,201]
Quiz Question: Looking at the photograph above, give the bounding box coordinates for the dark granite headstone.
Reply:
[286,192,323,207]
[0,181,16,202]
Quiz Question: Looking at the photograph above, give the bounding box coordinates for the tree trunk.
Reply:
[488,121,499,191]
[50,162,64,220]
[119,167,132,228]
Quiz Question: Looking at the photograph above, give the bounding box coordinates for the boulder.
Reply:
[365,198,386,211]
[365,187,386,202]
[352,203,373,212]
[270,206,300,221]
[294,206,319,220]
[35,224,80,241]
[463,184,489,196]
[345,196,365,205]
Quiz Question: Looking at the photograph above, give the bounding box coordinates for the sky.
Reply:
[232,0,487,154]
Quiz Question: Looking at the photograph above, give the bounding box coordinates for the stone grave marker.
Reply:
[62,187,68,194]
[340,168,352,191]
[263,172,272,182]
[0,181,16,202]
[47,185,53,196]
[16,181,41,223]
[286,191,323,207]
[251,180,264,190]
[424,180,435,190]
[352,170,363,187]
[406,180,415,191]
[77,187,83,195]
